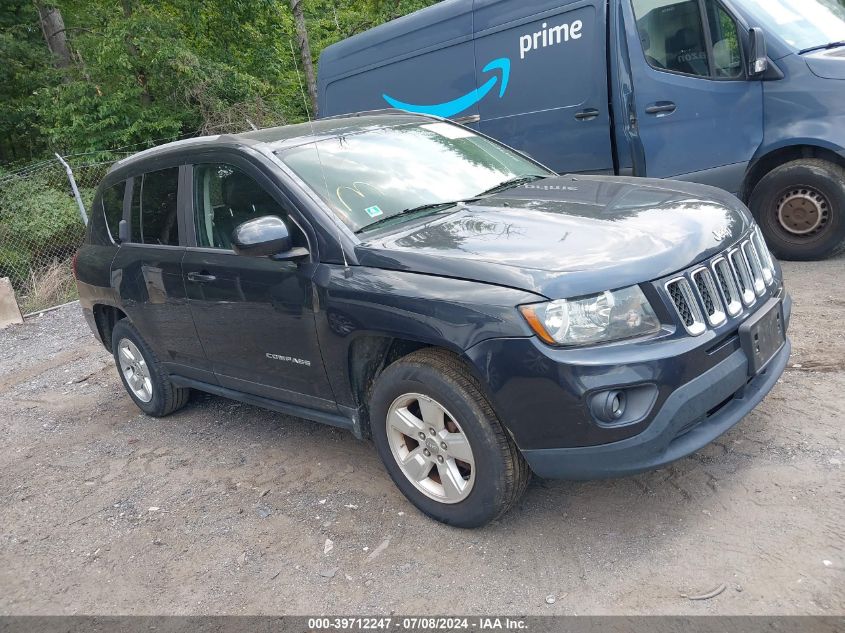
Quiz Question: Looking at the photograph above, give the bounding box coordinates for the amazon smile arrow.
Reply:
[382,57,511,118]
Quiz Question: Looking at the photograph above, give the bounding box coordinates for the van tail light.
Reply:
[72,252,80,279]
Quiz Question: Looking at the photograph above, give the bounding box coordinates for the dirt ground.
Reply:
[0,256,843,616]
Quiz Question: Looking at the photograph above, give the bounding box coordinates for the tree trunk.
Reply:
[34,2,72,69]
[289,0,319,117]
[120,0,152,106]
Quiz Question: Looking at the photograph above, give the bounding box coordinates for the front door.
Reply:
[181,161,337,412]
[623,0,763,193]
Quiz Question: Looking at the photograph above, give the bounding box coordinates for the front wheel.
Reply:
[749,158,845,260]
[369,349,530,528]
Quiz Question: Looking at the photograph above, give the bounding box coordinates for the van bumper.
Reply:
[520,338,790,480]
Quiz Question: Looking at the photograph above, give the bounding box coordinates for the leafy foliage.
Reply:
[0,0,439,160]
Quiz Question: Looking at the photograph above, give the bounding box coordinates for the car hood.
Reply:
[804,49,845,80]
[355,175,752,299]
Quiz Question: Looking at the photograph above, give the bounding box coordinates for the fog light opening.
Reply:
[589,384,658,428]
[609,391,626,420]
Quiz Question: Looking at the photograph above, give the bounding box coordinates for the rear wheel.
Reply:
[111,320,190,417]
[369,348,529,528]
[749,158,845,260]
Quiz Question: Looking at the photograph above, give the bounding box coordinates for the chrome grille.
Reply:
[666,278,706,336]
[712,257,742,316]
[742,240,766,296]
[691,267,726,326]
[662,227,779,337]
[729,247,756,306]
[752,228,775,286]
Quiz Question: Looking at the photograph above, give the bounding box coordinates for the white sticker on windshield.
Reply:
[364,205,383,218]
[421,122,475,139]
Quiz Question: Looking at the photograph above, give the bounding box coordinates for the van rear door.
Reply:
[472,0,615,174]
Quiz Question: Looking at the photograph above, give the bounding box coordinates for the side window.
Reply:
[131,167,180,246]
[632,0,744,79]
[707,3,742,78]
[193,163,300,250]
[101,181,126,243]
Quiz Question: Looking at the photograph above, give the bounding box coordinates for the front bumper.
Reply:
[521,337,790,479]
[464,287,791,479]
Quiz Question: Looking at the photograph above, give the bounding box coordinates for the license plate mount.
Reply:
[739,298,785,376]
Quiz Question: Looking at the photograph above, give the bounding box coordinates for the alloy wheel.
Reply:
[117,339,153,403]
[385,393,475,504]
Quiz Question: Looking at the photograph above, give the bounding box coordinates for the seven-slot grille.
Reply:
[665,228,777,336]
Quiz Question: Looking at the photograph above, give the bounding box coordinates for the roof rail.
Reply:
[319,108,438,121]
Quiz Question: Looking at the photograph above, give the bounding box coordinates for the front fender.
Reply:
[312,264,542,408]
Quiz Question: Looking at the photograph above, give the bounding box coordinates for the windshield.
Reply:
[737,0,845,52]
[277,122,550,233]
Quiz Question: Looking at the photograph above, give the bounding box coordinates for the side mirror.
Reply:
[118,219,129,243]
[749,27,769,77]
[232,216,308,260]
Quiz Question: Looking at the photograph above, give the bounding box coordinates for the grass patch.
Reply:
[19,258,78,315]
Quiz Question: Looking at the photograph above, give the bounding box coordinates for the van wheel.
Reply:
[369,348,529,528]
[111,320,190,417]
[749,158,845,260]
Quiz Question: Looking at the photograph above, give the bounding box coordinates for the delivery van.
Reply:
[317,0,845,260]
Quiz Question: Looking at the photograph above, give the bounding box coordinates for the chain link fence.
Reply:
[0,118,290,316]
[0,153,127,315]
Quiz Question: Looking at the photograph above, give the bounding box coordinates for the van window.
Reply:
[733,0,845,53]
[633,0,742,78]
[707,3,743,78]
[193,164,296,250]
[130,167,180,246]
[101,181,126,243]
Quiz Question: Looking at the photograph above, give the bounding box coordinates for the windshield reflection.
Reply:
[277,122,549,232]
[737,0,845,51]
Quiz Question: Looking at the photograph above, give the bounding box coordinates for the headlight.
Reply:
[519,286,661,347]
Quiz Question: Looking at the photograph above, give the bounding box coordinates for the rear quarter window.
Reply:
[88,180,126,245]
[101,181,126,242]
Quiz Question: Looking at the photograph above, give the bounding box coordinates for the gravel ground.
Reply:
[0,256,842,615]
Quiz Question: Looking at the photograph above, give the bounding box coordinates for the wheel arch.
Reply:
[346,335,493,439]
[742,144,845,203]
[92,303,128,352]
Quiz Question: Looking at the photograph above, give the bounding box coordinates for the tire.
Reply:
[369,348,529,528]
[111,319,191,417]
[749,158,845,260]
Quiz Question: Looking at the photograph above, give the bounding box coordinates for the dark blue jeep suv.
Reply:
[74,112,791,527]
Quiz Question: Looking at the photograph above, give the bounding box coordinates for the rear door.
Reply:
[623,0,763,193]
[472,0,615,173]
[110,164,212,382]
[181,156,337,412]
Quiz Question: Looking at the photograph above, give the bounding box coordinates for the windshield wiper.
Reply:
[798,40,845,55]
[354,199,474,234]
[476,174,546,197]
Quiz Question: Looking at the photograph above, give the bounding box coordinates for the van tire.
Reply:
[749,158,845,260]
[111,320,191,417]
[369,348,529,528]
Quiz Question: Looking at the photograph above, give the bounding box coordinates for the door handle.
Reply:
[645,101,677,115]
[187,271,216,283]
[575,108,600,121]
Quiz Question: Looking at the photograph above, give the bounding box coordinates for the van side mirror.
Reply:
[232,215,308,261]
[749,28,769,77]
[118,219,129,243]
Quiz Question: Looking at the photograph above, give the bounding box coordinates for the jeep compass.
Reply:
[75,112,791,527]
